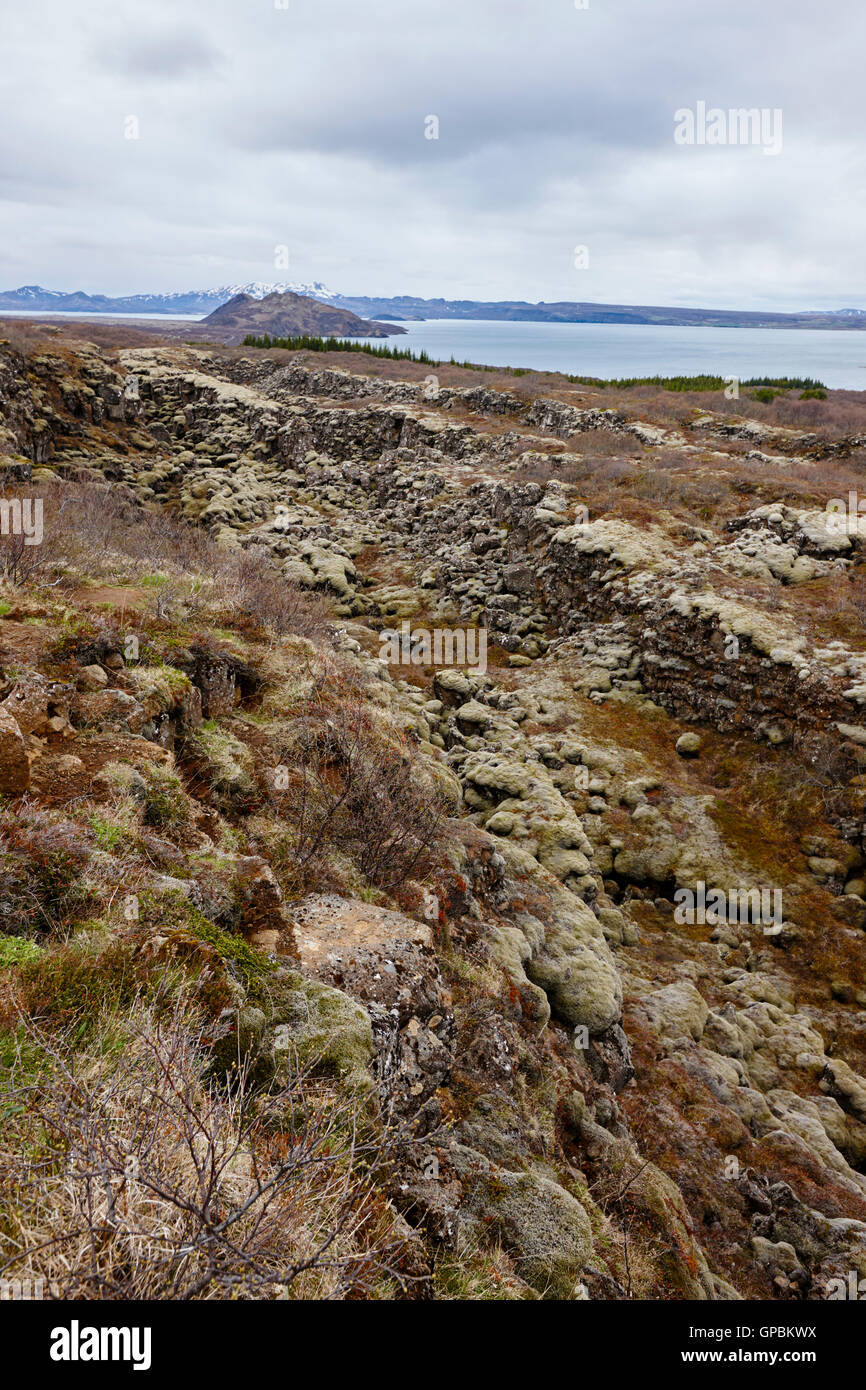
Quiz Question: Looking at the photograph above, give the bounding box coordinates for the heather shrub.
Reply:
[0,480,326,641]
[0,808,95,937]
[268,700,450,893]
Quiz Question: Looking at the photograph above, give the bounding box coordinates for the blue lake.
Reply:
[353,319,866,391]
[8,310,866,390]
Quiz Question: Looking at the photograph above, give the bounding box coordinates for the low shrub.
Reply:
[0,810,95,936]
[269,699,449,893]
[0,1003,415,1299]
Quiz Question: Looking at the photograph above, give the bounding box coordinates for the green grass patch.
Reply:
[138,890,274,992]
[88,815,125,852]
[16,935,149,1035]
[0,936,43,969]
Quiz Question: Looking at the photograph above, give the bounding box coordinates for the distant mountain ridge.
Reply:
[2,283,865,330]
[328,295,866,331]
[0,282,336,315]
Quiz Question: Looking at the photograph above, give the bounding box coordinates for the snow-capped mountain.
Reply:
[208,281,336,302]
[0,282,337,315]
[802,307,866,319]
[9,284,66,300]
[139,282,337,307]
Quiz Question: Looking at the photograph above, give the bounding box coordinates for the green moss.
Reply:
[432,1251,536,1301]
[0,936,43,969]
[127,662,193,716]
[14,890,272,1036]
[263,972,374,1088]
[188,723,255,803]
[88,815,125,852]
[187,915,275,990]
[142,764,188,829]
[135,888,271,987]
[0,1024,47,1100]
[17,935,148,1035]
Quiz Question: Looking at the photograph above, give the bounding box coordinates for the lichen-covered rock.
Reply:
[526,912,621,1033]
[266,971,375,1091]
[71,689,148,734]
[1,670,72,736]
[76,664,108,692]
[451,1145,592,1298]
[636,982,709,1043]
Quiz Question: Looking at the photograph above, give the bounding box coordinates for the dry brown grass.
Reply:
[0,1001,415,1300]
[0,479,328,640]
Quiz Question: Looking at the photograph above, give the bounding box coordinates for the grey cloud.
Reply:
[93,29,222,80]
[0,0,864,308]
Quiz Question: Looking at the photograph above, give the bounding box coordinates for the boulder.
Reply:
[234,855,291,950]
[452,1144,592,1298]
[455,699,490,729]
[0,671,72,737]
[267,972,375,1091]
[76,664,108,692]
[71,689,147,734]
[675,731,703,757]
[638,981,709,1042]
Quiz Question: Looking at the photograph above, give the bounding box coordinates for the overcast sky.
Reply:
[2,0,864,309]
